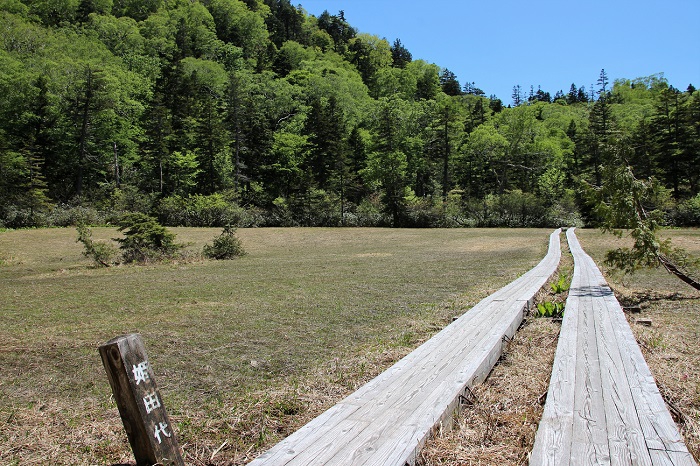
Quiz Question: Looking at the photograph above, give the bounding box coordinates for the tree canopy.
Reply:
[1,1,698,229]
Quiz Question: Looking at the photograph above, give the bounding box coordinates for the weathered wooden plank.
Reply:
[594,292,652,466]
[650,450,677,466]
[345,299,509,411]
[252,300,512,466]
[650,450,698,466]
[530,289,579,465]
[569,233,650,465]
[336,407,416,465]
[287,417,372,465]
[344,300,508,427]
[605,292,693,457]
[249,402,362,464]
[572,255,611,466]
[532,228,592,466]
[258,296,520,464]
[570,284,610,464]
[648,449,696,466]
[330,273,535,418]
[578,234,693,460]
[250,229,561,466]
[343,403,446,466]
[532,228,696,466]
[344,300,533,465]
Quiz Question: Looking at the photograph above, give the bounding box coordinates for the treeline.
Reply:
[1,0,699,228]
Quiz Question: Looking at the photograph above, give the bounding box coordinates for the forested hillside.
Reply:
[1,0,698,228]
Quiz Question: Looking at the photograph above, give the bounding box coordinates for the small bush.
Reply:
[536,270,571,318]
[671,194,700,226]
[47,202,109,227]
[108,185,157,215]
[286,189,342,227]
[353,196,392,227]
[403,197,442,228]
[115,213,182,263]
[0,205,50,228]
[76,224,119,267]
[156,193,263,227]
[203,225,246,260]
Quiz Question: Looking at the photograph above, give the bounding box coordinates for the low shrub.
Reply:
[670,194,700,226]
[115,213,183,263]
[536,271,571,318]
[352,196,392,227]
[156,193,263,227]
[550,274,570,294]
[536,301,565,318]
[76,224,119,267]
[46,201,110,227]
[203,225,246,260]
[108,186,157,215]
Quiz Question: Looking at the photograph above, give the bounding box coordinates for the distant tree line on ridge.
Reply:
[1,0,699,228]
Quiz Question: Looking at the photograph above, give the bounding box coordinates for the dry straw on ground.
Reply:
[420,231,700,465]
[418,318,561,466]
[418,237,572,466]
[2,228,698,465]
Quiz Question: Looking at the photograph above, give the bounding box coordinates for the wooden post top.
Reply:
[99,333,184,466]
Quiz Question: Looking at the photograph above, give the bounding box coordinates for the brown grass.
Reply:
[419,233,573,465]
[4,227,696,465]
[420,228,700,465]
[0,227,552,465]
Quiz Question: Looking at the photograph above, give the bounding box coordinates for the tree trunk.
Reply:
[77,66,93,198]
[113,141,120,188]
[658,254,700,291]
[442,113,449,202]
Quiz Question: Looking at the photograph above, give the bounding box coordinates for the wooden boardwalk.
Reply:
[531,228,696,465]
[249,229,561,466]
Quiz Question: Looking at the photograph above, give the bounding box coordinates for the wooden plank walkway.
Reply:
[531,228,696,465]
[249,229,562,466]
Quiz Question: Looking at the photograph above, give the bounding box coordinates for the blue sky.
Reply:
[300,0,700,104]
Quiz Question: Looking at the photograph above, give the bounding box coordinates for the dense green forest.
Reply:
[1,0,699,228]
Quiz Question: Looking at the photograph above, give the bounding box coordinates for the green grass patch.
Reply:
[0,227,553,465]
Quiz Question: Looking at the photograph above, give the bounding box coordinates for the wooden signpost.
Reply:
[99,334,184,466]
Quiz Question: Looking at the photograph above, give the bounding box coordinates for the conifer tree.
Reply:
[439,69,461,96]
[304,95,347,191]
[390,39,412,69]
[589,160,700,290]
[567,83,578,104]
[512,85,523,106]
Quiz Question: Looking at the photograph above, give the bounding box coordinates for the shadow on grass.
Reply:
[618,291,700,307]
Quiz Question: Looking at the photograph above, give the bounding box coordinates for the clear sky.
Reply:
[299,0,700,104]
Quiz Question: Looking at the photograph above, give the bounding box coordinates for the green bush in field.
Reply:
[76,224,119,267]
[203,225,246,260]
[672,193,700,226]
[115,213,182,263]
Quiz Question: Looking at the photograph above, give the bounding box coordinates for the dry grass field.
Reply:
[2,227,697,465]
[421,228,700,465]
[0,227,552,465]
